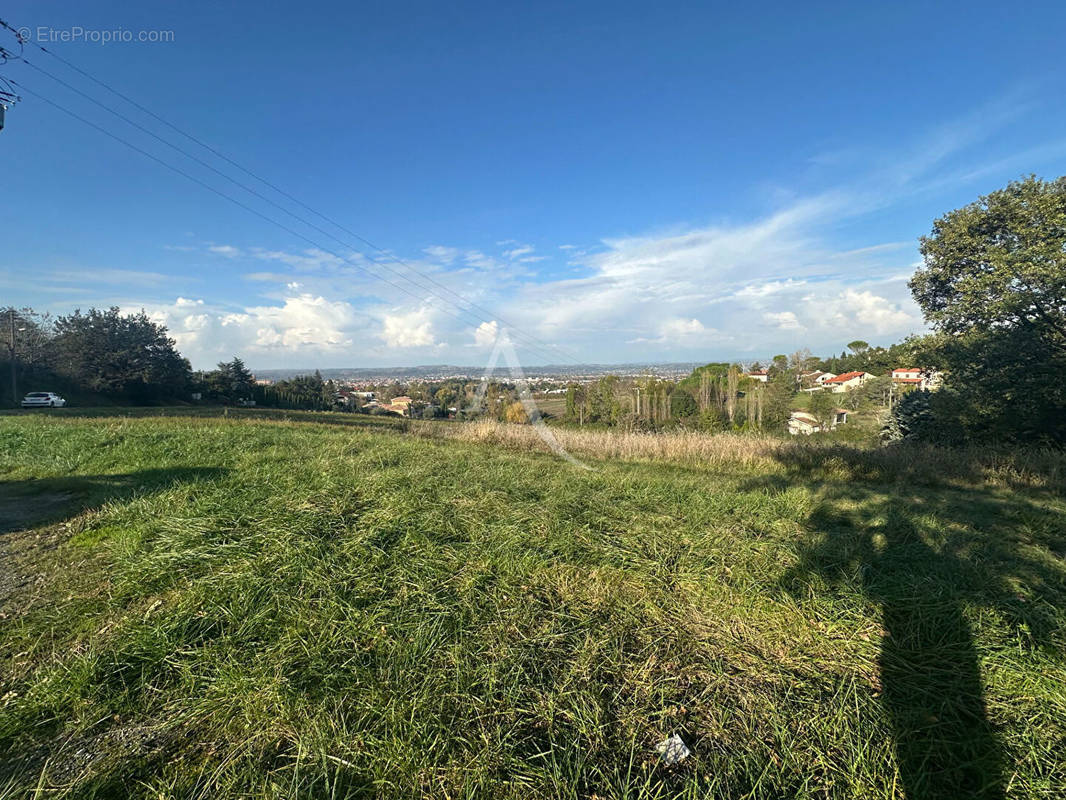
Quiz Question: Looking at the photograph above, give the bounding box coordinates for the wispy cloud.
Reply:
[46,268,176,287]
[208,244,242,258]
[30,88,1060,368]
[250,247,351,271]
[423,245,459,264]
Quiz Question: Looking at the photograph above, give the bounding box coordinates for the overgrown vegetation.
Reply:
[1,411,1063,798]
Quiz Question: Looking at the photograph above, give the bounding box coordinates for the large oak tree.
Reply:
[911,175,1066,354]
[908,176,1066,443]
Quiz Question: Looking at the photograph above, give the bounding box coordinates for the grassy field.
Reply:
[0,410,1064,799]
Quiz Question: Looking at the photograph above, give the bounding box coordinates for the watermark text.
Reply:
[19,26,175,45]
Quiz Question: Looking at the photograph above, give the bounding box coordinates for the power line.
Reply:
[13,80,572,367]
[0,17,584,366]
[19,58,576,365]
[16,60,490,332]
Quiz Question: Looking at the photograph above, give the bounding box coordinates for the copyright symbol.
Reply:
[16,26,31,42]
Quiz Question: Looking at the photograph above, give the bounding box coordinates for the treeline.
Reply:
[0,309,382,413]
[194,358,341,411]
[1,307,191,405]
[810,339,919,377]
[558,349,913,435]
[200,364,509,419]
[562,367,771,432]
[197,359,396,413]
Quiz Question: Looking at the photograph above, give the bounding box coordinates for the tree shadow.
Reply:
[0,467,228,608]
[750,451,1066,800]
[0,467,228,535]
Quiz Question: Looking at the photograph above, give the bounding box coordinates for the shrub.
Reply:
[881,390,943,444]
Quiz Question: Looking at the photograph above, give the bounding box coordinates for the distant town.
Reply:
[247,362,707,386]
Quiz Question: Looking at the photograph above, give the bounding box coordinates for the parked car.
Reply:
[20,392,67,408]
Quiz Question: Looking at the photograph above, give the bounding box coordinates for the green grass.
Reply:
[531,395,568,419]
[0,411,1063,799]
[0,405,407,429]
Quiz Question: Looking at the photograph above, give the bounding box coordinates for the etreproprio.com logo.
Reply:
[18,26,175,45]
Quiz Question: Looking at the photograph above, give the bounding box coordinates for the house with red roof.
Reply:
[800,370,837,391]
[823,370,872,393]
[891,368,923,385]
[891,368,942,390]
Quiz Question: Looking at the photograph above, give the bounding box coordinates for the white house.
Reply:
[788,408,849,435]
[823,371,872,393]
[800,371,838,392]
[746,369,769,383]
[788,412,822,435]
[891,368,922,385]
[891,368,942,390]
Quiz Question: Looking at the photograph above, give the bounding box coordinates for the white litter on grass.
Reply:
[655,734,690,764]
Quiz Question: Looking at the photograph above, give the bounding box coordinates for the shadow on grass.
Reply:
[754,449,1066,800]
[0,467,228,535]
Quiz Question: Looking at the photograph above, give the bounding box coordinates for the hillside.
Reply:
[1,411,1064,799]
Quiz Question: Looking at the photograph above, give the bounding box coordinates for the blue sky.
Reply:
[3,0,1065,369]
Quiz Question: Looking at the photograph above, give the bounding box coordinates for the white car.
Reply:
[20,392,67,408]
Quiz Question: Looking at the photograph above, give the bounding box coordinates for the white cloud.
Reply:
[503,245,534,260]
[463,250,502,271]
[811,288,920,335]
[735,279,808,299]
[240,294,355,349]
[501,243,547,264]
[127,292,366,367]
[252,247,348,271]
[764,311,803,331]
[62,199,931,367]
[208,245,242,258]
[46,268,174,287]
[473,320,499,348]
[380,307,437,348]
[630,317,720,345]
[476,190,931,357]
[423,245,459,264]
[183,313,209,331]
[51,94,1057,367]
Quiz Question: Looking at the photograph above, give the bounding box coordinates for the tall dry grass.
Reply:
[414,419,784,469]
[411,419,1066,489]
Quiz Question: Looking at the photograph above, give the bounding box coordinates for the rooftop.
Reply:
[824,371,867,383]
